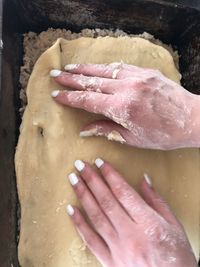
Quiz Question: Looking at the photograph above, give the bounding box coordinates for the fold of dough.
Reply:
[15,37,200,267]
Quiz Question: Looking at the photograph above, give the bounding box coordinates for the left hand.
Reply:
[50,63,200,150]
[66,159,197,267]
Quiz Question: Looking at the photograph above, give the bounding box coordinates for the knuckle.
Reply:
[112,182,130,199]
[112,185,123,198]
[145,224,161,237]
[146,76,157,84]
[82,169,95,184]
[105,228,118,241]
[154,197,169,209]
[100,195,115,212]
[84,77,102,90]
[102,164,113,178]
[145,222,170,243]
[102,68,110,76]
[90,212,105,228]
[102,168,111,179]
[90,211,117,240]
[124,77,137,86]
[74,213,83,227]
[76,184,87,199]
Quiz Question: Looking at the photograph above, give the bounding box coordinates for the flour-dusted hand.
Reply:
[50,63,200,149]
[66,159,197,267]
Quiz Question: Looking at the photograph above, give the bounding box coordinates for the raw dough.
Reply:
[15,37,200,267]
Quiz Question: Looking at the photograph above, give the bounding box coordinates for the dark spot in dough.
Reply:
[38,127,44,137]
[59,43,63,53]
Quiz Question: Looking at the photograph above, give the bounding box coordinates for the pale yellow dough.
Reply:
[15,37,200,267]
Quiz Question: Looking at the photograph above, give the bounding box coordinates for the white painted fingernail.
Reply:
[49,69,62,77]
[68,173,79,186]
[65,64,79,71]
[66,204,74,216]
[144,173,152,187]
[95,158,104,168]
[51,90,60,97]
[74,160,85,172]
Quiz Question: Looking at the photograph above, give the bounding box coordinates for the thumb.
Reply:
[80,120,129,144]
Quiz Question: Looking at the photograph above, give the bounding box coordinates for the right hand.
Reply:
[67,159,198,267]
[51,63,200,150]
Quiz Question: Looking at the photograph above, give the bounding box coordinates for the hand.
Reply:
[66,159,197,267]
[50,63,200,150]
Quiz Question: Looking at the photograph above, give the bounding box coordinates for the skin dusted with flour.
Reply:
[15,37,200,267]
[51,63,200,150]
[65,159,197,267]
[51,61,199,266]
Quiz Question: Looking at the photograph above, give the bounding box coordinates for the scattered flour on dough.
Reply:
[19,28,179,114]
[107,131,126,143]
[69,238,102,267]
[16,28,200,267]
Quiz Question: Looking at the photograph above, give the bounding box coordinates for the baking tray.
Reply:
[0,0,200,266]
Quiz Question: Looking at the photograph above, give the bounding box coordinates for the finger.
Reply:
[80,120,129,144]
[74,161,134,231]
[94,159,157,224]
[140,175,182,229]
[122,63,151,73]
[68,173,116,243]
[51,90,115,117]
[118,64,160,78]
[66,205,111,265]
[64,63,131,79]
[80,120,150,148]
[50,71,122,94]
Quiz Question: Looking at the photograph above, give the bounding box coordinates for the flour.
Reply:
[16,33,200,267]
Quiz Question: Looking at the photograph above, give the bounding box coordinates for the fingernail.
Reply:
[66,204,74,216]
[51,90,60,97]
[80,131,93,137]
[80,128,98,137]
[64,64,79,71]
[74,160,85,172]
[68,172,79,186]
[95,158,104,168]
[49,69,62,77]
[144,173,152,187]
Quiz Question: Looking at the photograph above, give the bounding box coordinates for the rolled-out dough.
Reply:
[15,37,200,267]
